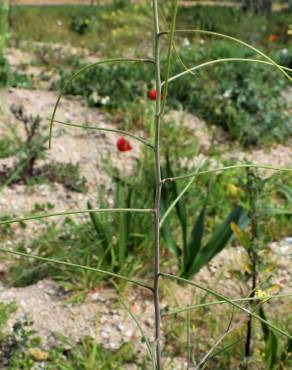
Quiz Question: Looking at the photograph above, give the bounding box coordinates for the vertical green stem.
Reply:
[0,0,9,51]
[244,169,259,364]
[152,0,162,368]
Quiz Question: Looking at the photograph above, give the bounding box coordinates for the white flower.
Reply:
[182,38,190,47]
[100,96,110,105]
[223,89,232,99]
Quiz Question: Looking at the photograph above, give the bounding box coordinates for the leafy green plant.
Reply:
[161,157,247,278]
[0,105,88,193]
[48,338,140,370]
[70,15,91,35]
[0,55,9,87]
[168,42,291,146]
[229,169,292,368]
[0,314,41,369]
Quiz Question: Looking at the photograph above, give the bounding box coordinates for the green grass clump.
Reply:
[0,54,9,87]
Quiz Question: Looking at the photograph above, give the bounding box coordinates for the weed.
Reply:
[0,105,88,193]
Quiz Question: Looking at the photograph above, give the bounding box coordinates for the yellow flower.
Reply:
[255,290,270,302]
[228,183,240,197]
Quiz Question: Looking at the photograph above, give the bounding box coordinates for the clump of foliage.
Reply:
[6,158,155,290]
[59,61,153,109]
[0,56,32,89]
[161,157,248,278]
[0,104,88,192]
[0,54,9,87]
[168,42,291,146]
[59,40,291,146]
[70,15,91,35]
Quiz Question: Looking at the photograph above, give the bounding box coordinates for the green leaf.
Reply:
[160,189,181,257]
[166,155,188,251]
[184,206,247,278]
[184,201,206,273]
[87,201,109,263]
[259,307,281,370]
[278,184,292,203]
[118,188,132,266]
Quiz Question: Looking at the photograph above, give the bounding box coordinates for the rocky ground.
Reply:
[0,44,291,368]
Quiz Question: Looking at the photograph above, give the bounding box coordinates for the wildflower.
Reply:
[117,137,132,152]
[228,183,240,197]
[255,289,270,302]
[148,89,157,101]
[269,34,278,42]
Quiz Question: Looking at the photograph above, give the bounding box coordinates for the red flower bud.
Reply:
[148,89,157,101]
[269,34,278,42]
[117,137,132,152]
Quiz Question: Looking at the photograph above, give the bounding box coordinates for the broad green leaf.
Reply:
[184,206,247,278]
[184,202,206,273]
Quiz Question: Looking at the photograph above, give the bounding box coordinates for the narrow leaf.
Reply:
[185,206,247,278]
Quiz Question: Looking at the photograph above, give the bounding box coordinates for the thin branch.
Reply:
[0,208,155,226]
[161,273,292,340]
[160,0,179,116]
[163,164,292,183]
[48,57,155,148]
[159,29,292,82]
[152,0,163,367]
[119,296,154,363]
[162,293,292,316]
[162,58,292,86]
[49,119,154,150]
[0,247,152,291]
[195,312,241,370]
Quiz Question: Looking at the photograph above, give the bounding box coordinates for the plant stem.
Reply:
[153,0,162,368]
[244,169,259,363]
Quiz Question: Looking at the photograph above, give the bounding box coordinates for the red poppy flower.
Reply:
[148,89,157,100]
[269,34,278,42]
[148,89,163,101]
[117,137,132,152]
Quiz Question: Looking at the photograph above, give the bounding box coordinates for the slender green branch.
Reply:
[162,58,292,86]
[161,273,292,340]
[160,160,205,227]
[119,297,154,362]
[0,247,152,291]
[162,293,292,316]
[0,208,155,226]
[160,176,195,228]
[48,57,155,148]
[159,29,292,82]
[49,119,154,149]
[163,164,292,183]
[160,0,179,116]
[152,0,163,367]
